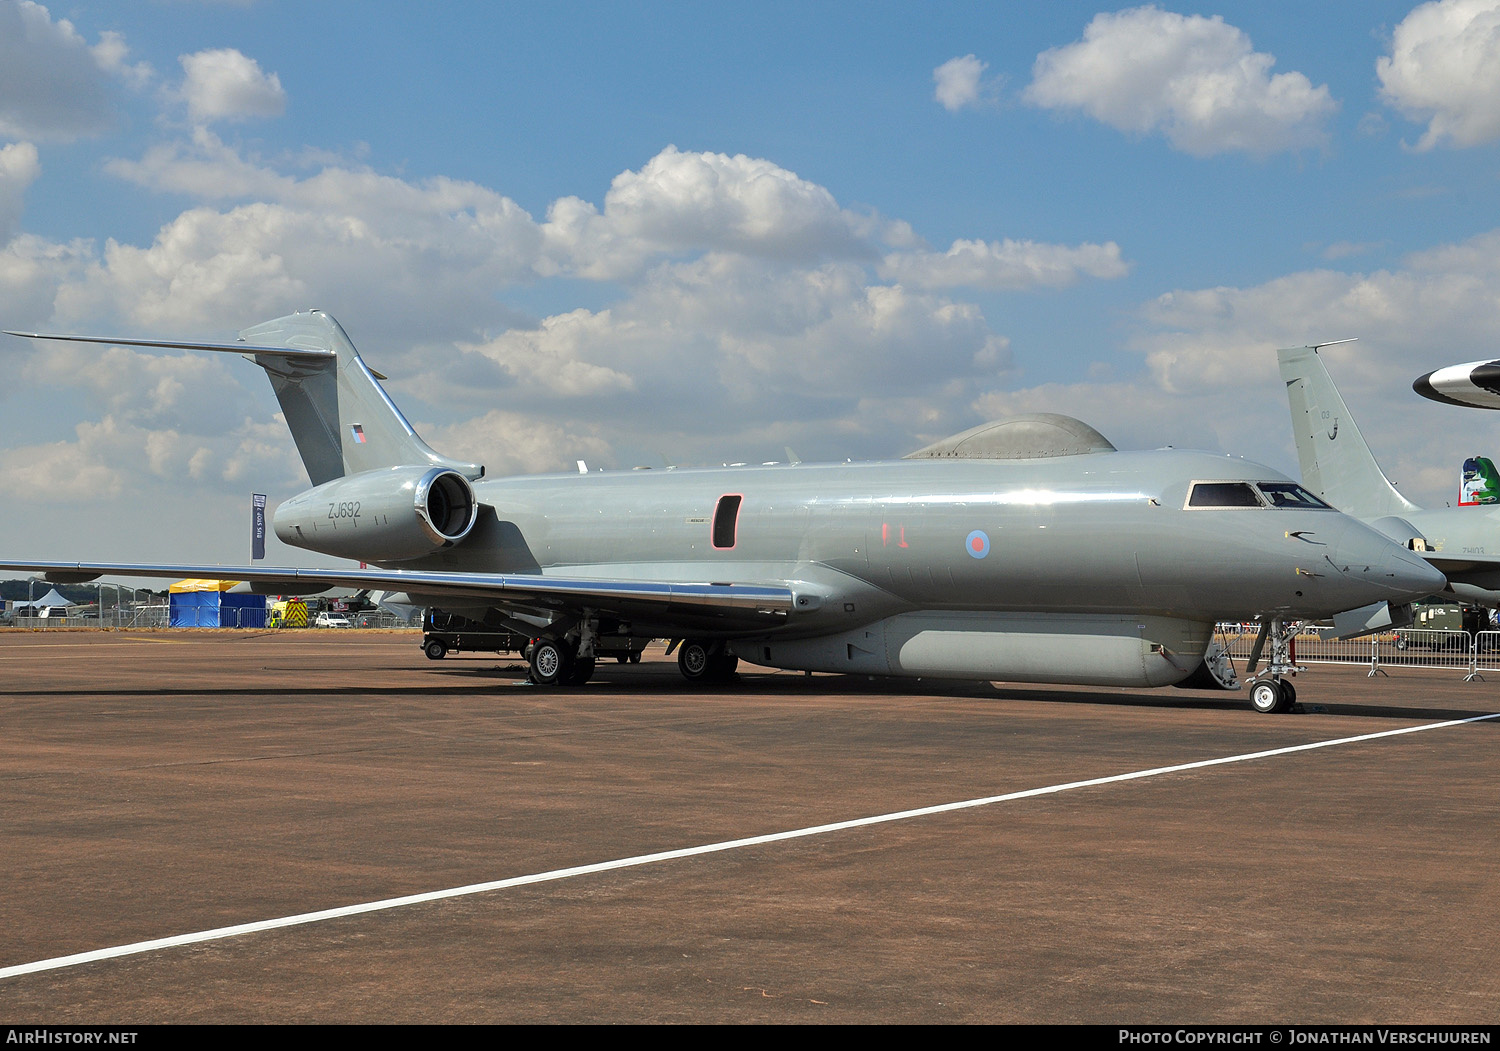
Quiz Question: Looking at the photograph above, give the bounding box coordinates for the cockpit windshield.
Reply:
[1186,482,1263,508]
[1185,481,1335,510]
[1255,482,1333,510]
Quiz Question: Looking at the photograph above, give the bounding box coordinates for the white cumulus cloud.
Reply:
[540,145,873,280]
[0,132,1144,507]
[1024,6,1337,157]
[1378,0,1500,150]
[881,238,1129,290]
[1112,228,1500,506]
[178,48,287,124]
[933,54,991,111]
[0,1,119,140]
[424,410,614,479]
[0,141,41,243]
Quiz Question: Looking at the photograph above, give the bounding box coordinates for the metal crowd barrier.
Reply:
[1470,630,1500,679]
[1219,624,1491,681]
[6,606,411,630]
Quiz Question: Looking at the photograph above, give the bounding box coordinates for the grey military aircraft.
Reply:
[1413,358,1500,410]
[1280,344,1500,608]
[4,312,1445,713]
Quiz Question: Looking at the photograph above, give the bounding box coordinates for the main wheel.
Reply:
[678,639,712,681]
[709,652,739,679]
[529,639,571,686]
[424,638,447,660]
[566,655,596,686]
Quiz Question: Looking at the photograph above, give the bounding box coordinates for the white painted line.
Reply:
[4,711,1496,980]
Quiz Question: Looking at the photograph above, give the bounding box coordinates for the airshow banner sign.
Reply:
[252,494,267,561]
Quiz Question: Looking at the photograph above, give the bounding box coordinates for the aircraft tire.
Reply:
[709,652,739,680]
[424,638,447,660]
[567,655,596,685]
[529,639,572,686]
[629,650,642,664]
[678,639,712,681]
[1249,678,1292,714]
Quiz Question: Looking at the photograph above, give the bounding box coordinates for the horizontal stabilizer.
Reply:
[4,331,335,360]
[7,311,481,486]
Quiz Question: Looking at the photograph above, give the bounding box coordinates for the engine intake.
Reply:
[274,465,479,562]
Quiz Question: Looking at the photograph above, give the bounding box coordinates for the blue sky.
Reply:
[3,0,1500,565]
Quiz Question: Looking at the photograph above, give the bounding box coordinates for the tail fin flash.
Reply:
[1460,455,1500,506]
[237,311,482,485]
[1276,345,1418,518]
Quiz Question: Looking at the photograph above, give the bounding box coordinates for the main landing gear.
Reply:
[1244,617,1301,714]
[527,636,596,687]
[674,638,739,684]
[527,615,599,688]
[523,615,649,687]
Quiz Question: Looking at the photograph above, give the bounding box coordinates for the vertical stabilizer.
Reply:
[1277,345,1418,517]
[239,311,483,486]
[1460,455,1500,506]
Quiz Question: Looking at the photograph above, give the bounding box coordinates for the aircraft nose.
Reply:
[1327,527,1447,603]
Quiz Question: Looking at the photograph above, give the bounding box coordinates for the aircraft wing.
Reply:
[1423,553,1500,572]
[0,560,796,631]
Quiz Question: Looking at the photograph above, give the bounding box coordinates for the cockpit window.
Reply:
[1187,482,1264,508]
[1255,482,1333,510]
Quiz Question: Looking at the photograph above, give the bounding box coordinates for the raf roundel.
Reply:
[965,529,990,559]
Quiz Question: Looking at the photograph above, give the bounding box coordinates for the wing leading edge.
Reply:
[0,560,796,632]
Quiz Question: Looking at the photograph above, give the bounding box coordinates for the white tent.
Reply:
[13,588,76,614]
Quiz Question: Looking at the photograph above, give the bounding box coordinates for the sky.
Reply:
[3,0,1500,569]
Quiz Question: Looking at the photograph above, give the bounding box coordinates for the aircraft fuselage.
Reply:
[377,449,1438,639]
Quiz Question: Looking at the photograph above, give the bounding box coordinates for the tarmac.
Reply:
[0,629,1496,1023]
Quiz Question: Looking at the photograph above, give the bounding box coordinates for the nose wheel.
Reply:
[1249,676,1296,713]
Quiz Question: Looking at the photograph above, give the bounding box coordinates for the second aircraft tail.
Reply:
[1276,344,1419,518]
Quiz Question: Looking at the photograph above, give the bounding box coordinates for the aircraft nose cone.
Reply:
[1387,548,1449,598]
[1330,529,1447,602]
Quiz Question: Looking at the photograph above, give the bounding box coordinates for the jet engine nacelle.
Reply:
[273,465,478,562]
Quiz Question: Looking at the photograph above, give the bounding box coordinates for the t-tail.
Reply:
[1276,344,1420,518]
[235,311,482,485]
[6,310,485,561]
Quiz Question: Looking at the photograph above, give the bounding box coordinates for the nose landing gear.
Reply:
[1245,618,1302,714]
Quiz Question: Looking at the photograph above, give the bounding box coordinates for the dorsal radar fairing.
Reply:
[905,414,1117,460]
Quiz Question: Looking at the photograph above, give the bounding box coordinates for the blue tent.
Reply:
[168,580,267,628]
